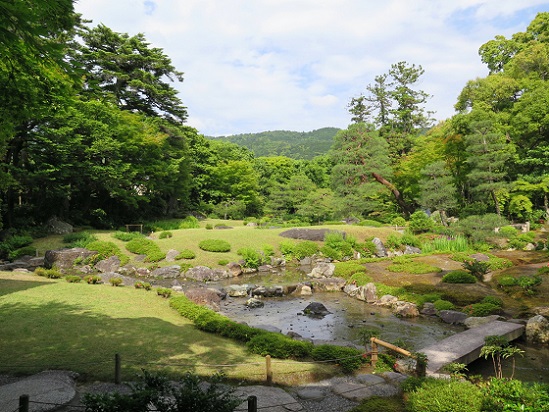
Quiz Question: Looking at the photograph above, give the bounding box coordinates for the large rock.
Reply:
[252,285,284,297]
[464,315,503,329]
[184,266,229,282]
[392,301,419,318]
[151,265,181,279]
[226,284,252,297]
[355,283,378,303]
[279,228,345,241]
[312,277,346,292]
[95,256,121,273]
[226,262,243,277]
[372,237,387,257]
[44,248,96,269]
[421,302,437,316]
[303,302,331,317]
[245,297,264,309]
[307,262,336,278]
[404,245,422,255]
[438,310,468,325]
[377,294,398,307]
[526,315,549,344]
[343,283,359,297]
[165,249,180,262]
[533,307,549,317]
[45,217,73,235]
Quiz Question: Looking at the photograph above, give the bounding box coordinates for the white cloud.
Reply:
[74,0,549,136]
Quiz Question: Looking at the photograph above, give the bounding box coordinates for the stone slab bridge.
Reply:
[419,320,525,375]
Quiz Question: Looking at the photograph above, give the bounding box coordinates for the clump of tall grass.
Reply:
[421,235,469,253]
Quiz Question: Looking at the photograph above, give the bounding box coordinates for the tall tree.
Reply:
[73,24,187,123]
[330,123,394,218]
[464,121,513,216]
[418,161,459,225]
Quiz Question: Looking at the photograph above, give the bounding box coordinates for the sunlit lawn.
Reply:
[0,272,336,383]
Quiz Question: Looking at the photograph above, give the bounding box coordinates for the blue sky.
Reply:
[74,0,549,136]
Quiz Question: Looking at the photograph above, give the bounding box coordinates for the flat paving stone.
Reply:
[235,385,303,411]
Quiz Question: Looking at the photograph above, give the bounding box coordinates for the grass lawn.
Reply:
[0,272,337,384]
[31,220,397,269]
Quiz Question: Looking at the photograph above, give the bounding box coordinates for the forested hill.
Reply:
[208,127,340,159]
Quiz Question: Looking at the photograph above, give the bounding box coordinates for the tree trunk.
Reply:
[371,172,412,218]
[491,190,501,216]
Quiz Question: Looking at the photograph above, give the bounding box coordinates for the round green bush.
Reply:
[442,270,477,284]
[64,275,82,283]
[497,275,517,287]
[350,396,406,412]
[292,240,319,259]
[481,295,503,307]
[433,299,455,311]
[134,281,152,290]
[86,241,129,265]
[463,302,501,317]
[218,259,230,266]
[112,231,144,242]
[126,238,166,262]
[246,333,313,359]
[406,378,482,412]
[311,344,365,373]
[158,231,173,239]
[176,249,196,260]
[198,239,231,252]
[8,246,37,260]
[109,277,123,287]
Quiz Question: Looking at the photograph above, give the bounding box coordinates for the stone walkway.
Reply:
[0,370,407,412]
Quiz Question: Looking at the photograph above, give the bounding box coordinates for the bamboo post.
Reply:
[19,394,29,412]
[247,395,258,412]
[114,353,121,384]
[265,355,273,385]
[370,337,378,369]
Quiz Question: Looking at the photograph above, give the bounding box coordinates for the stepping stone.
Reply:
[356,374,386,385]
[235,385,303,411]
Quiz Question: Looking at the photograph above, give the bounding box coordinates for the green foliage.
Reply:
[442,270,477,284]
[311,344,366,373]
[433,299,455,311]
[457,214,509,244]
[62,231,98,247]
[8,246,37,260]
[126,238,166,262]
[158,231,173,239]
[246,333,313,359]
[292,240,320,260]
[350,396,406,412]
[83,275,102,284]
[237,247,265,268]
[333,261,367,279]
[406,378,482,412]
[357,219,383,227]
[34,267,62,279]
[481,378,549,412]
[482,296,503,307]
[497,275,517,287]
[198,239,231,253]
[537,266,549,275]
[321,232,354,260]
[391,217,407,227]
[112,231,144,241]
[205,224,213,230]
[179,216,200,229]
[463,302,501,317]
[176,249,196,260]
[109,277,123,287]
[408,211,434,233]
[485,255,513,271]
[86,240,130,265]
[134,281,152,291]
[349,272,374,286]
[217,259,229,266]
[156,288,172,298]
[385,232,421,250]
[387,257,442,274]
[463,260,490,280]
[499,225,519,238]
[421,235,469,253]
[64,275,82,283]
[0,234,34,260]
[83,370,243,412]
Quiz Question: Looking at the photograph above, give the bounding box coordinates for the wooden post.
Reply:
[370,338,378,369]
[247,395,258,412]
[114,353,121,384]
[19,394,29,412]
[265,355,273,385]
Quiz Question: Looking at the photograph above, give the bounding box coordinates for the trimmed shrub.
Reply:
[408,211,434,233]
[83,275,102,284]
[442,270,477,284]
[463,260,490,280]
[109,277,123,287]
[311,344,365,373]
[35,267,62,279]
[357,219,383,227]
[481,377,549,412]
[391,217,407,227]
[463,302,501,317]
[246,333,313,359]
[334,261,367,279]
[134,281,152,291]
[86,241,129,265]
[497,275,517,287]
[126,238,166,262]
[406,378,482,412]
[217,259,230,266]
[433,299,455,311]
[205,224,213,230]
[176,249,196,260]
[323,231,354,260]
[156,287,172,298]
[0,234,33,259]
[158,231,173,239]
[481,296,503,307]
[112,231,144,241]
[65,275,82,283]
[486,255,513,271]
[198,239,231,253]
